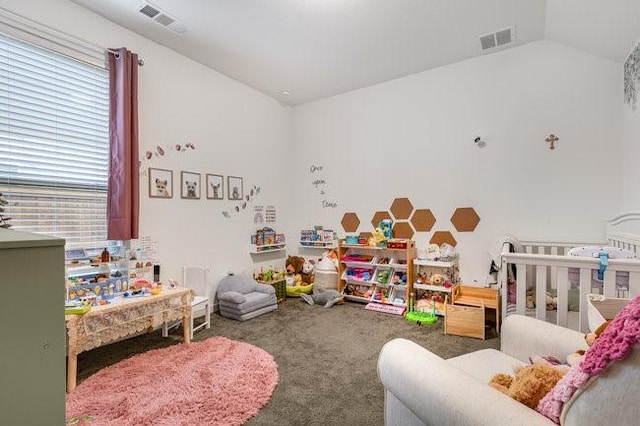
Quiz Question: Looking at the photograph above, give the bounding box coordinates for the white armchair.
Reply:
[378,315,640,425]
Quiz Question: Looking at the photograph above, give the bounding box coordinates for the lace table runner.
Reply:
[66,287,193,355]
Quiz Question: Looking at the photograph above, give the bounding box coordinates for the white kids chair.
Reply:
[163,266,211,339]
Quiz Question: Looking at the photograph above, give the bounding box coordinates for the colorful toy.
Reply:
[429,274,447,286]
[301,259,315,284]
[368,227,387,247]
[285,255,313,296]
[405,290,437,325]
[379,219,393,239]
[376,269,391,284]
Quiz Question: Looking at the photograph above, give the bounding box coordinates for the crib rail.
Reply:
[499,250,640,332]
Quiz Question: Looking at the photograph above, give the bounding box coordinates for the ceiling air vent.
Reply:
[137,2,188,35]
[479,26,514,53]
[138,4,160,19]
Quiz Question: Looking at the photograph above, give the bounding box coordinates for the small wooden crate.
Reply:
[444,285,499,340]
[444,303,486,339]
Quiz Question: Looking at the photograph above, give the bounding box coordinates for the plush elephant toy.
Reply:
[301,286,344,308]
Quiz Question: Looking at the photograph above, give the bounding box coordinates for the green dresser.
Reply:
[0,229,65,425]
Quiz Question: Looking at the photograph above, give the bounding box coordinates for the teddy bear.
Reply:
[489,359,567,409]
[285,255,305,286]
[429,273,447,286]
[489,320,611,409]
[566,319,611,366]
[300,286,344,308]
[525,291,557,310]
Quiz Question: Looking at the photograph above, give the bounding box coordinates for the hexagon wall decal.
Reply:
[390,197,414,220]
[411,209,436,232]
[430,231,457,247]
[451,207,481,232]
[371,211,392,229]
[341,212,360,233]
[393,222,415,239]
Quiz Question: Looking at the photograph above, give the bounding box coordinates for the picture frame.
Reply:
[227,176,243,200]
[206,174,224,200]
[181,171,201,200]
[148,168,173,199]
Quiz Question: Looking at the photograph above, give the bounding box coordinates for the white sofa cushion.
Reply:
[447,348,526,383]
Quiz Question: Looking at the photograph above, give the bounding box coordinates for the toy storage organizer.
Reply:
[338,239,416,312]
[497,212,640,333]
[410,258,459,316]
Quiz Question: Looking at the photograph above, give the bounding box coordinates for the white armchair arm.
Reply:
[500,315,588,363]
[378,338,557,426]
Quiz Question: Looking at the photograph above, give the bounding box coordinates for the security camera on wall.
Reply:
[474,136,486,148]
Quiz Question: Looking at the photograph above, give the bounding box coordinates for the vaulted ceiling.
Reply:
[70,0,640,106]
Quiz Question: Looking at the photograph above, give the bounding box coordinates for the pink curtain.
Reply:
[107,48,139,240]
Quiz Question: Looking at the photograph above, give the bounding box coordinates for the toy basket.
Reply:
[586,294,629,332]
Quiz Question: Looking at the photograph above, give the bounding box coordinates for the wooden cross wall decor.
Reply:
[545,134,559,150]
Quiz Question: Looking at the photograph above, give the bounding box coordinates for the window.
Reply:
[0,32,110,249]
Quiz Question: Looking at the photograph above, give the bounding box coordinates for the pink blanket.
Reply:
[536,295,640,423]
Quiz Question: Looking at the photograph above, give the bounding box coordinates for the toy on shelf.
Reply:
[391,271,407,285]
[375,268,392,285]
[253,265,285,282]
[368,227,387,247]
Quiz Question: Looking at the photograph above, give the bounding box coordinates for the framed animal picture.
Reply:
[148,168,173,199]
[181,171,201,200]
[227,176,243,200]
[206,174,224,200]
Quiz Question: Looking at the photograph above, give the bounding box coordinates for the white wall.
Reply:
[0,0,294,292]
[1,1,631,287]
[292,40,623,284]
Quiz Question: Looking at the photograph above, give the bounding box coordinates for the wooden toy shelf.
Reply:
[338,239,416,309]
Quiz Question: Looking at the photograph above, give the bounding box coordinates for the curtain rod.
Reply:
[0,7,144,67]
[107,48,145,66]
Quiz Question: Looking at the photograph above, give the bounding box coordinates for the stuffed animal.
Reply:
[301,259,315,284]
[567,319,611,365]
[489,359,566,409]
[489,320,611,409]
[368,227,386,247]
[429,274,446,286]
[286,256,305,285]
[525,291,557,310]
[300,286,345,308]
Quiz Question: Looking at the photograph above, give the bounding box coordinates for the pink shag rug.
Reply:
[66,337,279,426]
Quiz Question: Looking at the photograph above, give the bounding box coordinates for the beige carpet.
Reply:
[77,300,500,425]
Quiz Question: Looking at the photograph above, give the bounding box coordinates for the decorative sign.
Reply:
[254,205,264,224]
[309,164,338,209]
[265,205,276,223]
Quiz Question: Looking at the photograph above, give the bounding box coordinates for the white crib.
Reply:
[498,212,640,332]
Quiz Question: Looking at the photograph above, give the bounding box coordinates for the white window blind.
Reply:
[0,32,110,249]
